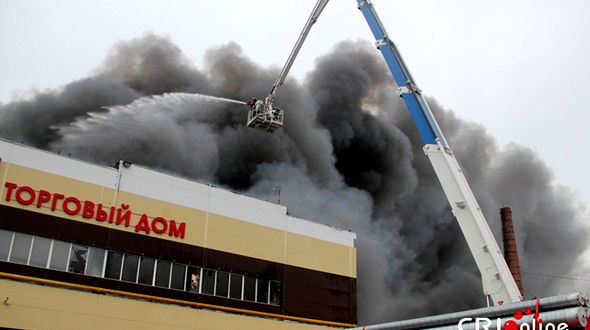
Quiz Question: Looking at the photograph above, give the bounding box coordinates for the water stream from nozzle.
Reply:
[182,93,247,105]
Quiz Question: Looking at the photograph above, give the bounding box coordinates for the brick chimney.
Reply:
[500,207,524,297]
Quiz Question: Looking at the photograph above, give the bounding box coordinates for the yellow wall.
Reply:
[0,163,207,247]
[0,279,333,330]
[0,163,356,278]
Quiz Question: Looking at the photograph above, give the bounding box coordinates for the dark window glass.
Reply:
[215,271,229,297]
[138,257,155,285]
[243,276,256,302]
[0,230,13,261]
[257,278,269,303]
[170,263,185,290]
[49,240,70,271]
[0,230,281,303]
[29,236,51,268]
[230,274,243,299]
[9,232,32,264]
[68,244,88,274]
[105,251,123,279]
[86,247,106,277]
[269,281,281,305]
[201,269,215,294]
[122,255,139,282]
[155,260,171,288]
[187,267,201,293]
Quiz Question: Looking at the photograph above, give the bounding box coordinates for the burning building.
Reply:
[0,139,357,329]
[1,32,589,325]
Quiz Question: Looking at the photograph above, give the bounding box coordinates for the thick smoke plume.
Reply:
[1,33,588,324]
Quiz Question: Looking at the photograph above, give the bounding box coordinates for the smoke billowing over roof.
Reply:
[1,33,588,324]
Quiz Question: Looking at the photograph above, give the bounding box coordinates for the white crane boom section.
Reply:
[266,0,330,105]
[248,0,524,306]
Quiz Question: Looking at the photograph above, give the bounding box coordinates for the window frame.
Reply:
[0,229,282,306]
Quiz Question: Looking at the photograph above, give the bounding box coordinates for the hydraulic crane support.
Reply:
[356,0,523,305]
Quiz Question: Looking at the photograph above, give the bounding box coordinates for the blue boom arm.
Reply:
[355,0,523,305]
[356,1,447,147]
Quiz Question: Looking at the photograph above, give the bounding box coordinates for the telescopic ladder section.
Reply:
[356,0,523,305]
[247,0,330,133]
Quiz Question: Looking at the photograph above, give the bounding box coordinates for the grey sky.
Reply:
[2,0,590,211]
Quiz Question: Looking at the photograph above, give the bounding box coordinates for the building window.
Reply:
[170,262,185,290]
[30,236,51,268]
[257,278,269,303]
[138,257,155,285]
[105,251,123,280]
[0,229,12,261]
[0,229,282,306]
[49,240,70,271]
[9,232,32,265]
[122,254,139,282]
[155,260,171,288]
[86,247,106,277]
[243,276,256,302]
[187,267,201,293]
[201,269,215,294]
[230,274,243,299]
[215,271,229,297]
[269,281,281,305]
[68,244,88,274]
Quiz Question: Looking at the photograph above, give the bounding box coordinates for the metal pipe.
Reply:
[353,293,587,330]
[428,307,587,330]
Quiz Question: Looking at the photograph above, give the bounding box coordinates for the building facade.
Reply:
[0,139,357,329]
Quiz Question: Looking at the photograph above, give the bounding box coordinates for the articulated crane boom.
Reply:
[355,0,523,305]
[248,0,523,306]
[246,0,330,133]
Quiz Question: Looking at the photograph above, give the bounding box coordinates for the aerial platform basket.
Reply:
[247,106,284,133]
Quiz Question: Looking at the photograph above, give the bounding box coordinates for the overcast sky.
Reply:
[2,0,590,213]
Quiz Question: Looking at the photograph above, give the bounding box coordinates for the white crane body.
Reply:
[249,0,524,306]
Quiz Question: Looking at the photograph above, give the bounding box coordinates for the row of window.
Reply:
[0,229,281,305]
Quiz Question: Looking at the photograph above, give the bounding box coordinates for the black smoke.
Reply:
[1,33,588,324]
